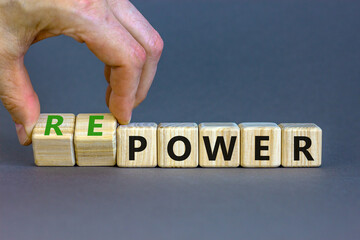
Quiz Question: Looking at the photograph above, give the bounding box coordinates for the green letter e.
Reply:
[88,115,104,136]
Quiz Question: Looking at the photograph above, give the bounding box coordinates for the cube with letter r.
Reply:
[279,123,322,167]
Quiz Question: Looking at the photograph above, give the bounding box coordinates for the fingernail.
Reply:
[15,123,31,145]
[119,114,132,125]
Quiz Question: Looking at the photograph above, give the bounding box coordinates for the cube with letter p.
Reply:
[117,123,157,167]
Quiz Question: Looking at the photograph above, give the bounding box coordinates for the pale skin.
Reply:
[0,0,164,145]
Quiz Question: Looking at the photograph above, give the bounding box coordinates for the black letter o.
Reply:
[167,136,191,161]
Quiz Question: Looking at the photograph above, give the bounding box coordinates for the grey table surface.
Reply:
[1,1,359,239]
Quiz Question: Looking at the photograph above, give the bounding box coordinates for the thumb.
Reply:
[0,56,40,145]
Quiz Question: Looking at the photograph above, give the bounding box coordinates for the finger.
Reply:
[108,65,140,122]
[71,10,146,124]
[105,84,111,107]
[0,56,40,145]
[108,0,163,107]
[32,32,60,45]
[104,64,111,83]
[104,64,111,107]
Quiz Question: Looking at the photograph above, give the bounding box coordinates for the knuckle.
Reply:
[146,31,164,60]
[130,43,146,69]
[75,0,98,12]
[73,0,107,25]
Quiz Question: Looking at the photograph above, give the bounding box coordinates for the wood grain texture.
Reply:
[158,123,198,168]
[279,123,322,167]
[199,122,240,167]
[239,122,281,167]
[32,114,75,166]
[74,113,117,166]
[117,123,157,167]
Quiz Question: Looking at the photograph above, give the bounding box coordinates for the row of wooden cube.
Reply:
[32,113,322,167]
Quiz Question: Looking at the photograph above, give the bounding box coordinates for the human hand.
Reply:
[0,0,163,145]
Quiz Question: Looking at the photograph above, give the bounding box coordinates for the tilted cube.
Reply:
[32,114,75,166]
[74,113,117,166]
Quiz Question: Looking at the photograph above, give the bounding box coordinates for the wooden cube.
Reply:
[117,123,157,167]
[239,122,281,167]
[74,113,117,166]
[199,123,240,167]
[279,123,322,167]
[32,114,75,166]
[158,123,198,168]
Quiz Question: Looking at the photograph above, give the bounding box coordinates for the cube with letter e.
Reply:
[74,113,117,166]
[239,122,281,167]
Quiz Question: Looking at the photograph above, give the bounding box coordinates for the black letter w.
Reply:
[203,136,237,161]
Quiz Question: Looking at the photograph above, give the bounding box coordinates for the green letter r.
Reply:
[44,115,64,136]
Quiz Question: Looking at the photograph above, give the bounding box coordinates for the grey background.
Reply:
[1,0,360,239]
